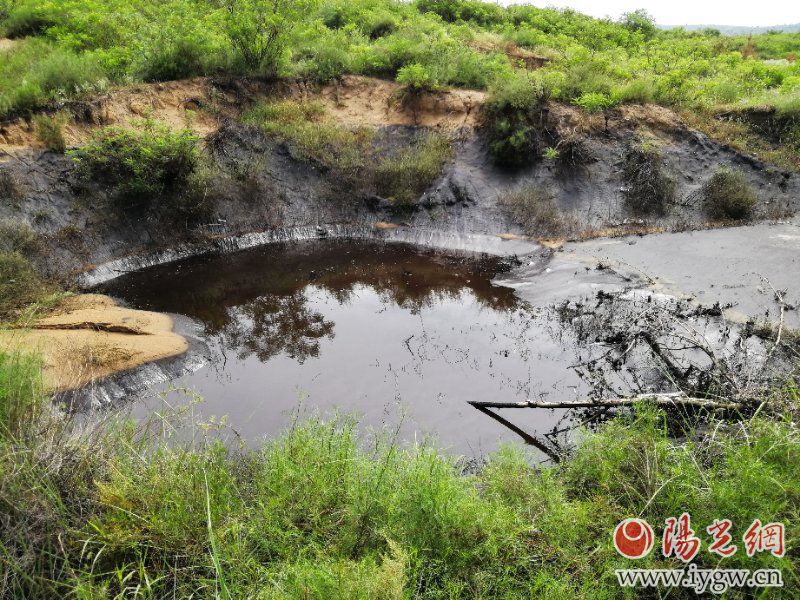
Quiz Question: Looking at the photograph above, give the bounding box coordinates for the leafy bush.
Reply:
[374,132,452,204]
[395,63,437,93]
[574,91,616,113]
[137,35,214,82]
[497,184,563,235]
[225,0,301,77]
[2,4,58,37]
[296,33,353,83]
[0,252,46,318]
[621,9,657,40]
[701,167,759,220]
[483,73,548,166]
[621,144,677,215]
[32,111,69,153]
[70,120,201,213]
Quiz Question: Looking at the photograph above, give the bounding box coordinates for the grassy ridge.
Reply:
[0,351,797,598]
[1,0,800,121]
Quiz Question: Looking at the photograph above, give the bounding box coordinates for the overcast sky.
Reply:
[503,1,800,27]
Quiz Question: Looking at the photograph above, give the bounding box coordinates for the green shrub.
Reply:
[483,73,548,166]
[701,167,759,220]
[32,111,69,153]
[574,91,616,113]
[2,4,58,37]
[0,252,46,318]
[374,132,452,205]
[621,144,677,215]
[395,62,437,93]
[296,36,353,83]
[497,184,563,235]
[70,120,201,212]
[225,0,299,77]
[137,35,213,82]
[621,9,657,40]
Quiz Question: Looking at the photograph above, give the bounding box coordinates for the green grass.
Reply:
[242,100,375,180]
[1,352,798,597]
[243,100,453,203]
[374,132,453,205]
[1,0,800,122]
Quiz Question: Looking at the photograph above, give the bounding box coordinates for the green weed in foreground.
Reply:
[0,351,798,598]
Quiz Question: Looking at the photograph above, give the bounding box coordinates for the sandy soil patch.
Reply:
[316,75,485,129]
[0,75,485,153]
[0,38,17,52]
[0,294,187,392]
[0,79,220,152]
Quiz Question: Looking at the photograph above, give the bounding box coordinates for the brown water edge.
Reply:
[97,239,605,458]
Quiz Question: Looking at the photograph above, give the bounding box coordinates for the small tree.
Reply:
[223,0,306,77]
[621,9,657,40]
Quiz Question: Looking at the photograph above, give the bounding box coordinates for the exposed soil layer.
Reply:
[0,294,187,391]
[1,76,797,288]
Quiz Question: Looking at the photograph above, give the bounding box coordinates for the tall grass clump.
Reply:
[621,143,677,215]
[701,166,759,220]
[32,111,69,153]
[242,100,375,180]
[0,252,47,318]
[374,132,452,205]
[0,351,44,437]
[497,184,564,236]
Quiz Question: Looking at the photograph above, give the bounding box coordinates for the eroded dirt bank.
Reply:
[1,75,798,283]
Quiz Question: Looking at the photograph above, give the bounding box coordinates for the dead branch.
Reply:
[469,392,741,411]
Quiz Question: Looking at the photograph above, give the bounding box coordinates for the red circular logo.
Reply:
[614,518,654,559]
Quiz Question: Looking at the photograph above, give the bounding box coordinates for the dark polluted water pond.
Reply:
[100,240,592,457]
